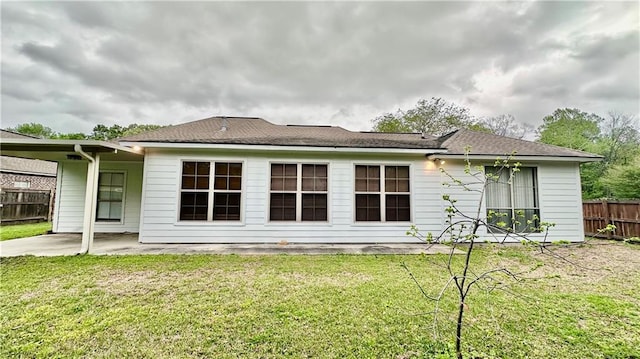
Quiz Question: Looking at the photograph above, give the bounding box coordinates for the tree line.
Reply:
[6,100,639,199]
[372,97,640,199]
[6,123,164,141]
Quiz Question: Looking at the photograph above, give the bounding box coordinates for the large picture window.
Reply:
[180,161,242,221]
[355,165,410,222]
[97,172,125,221]
[270,163,328,222]
[486,166,539,233]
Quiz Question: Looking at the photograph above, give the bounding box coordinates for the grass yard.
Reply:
[1,241,639,358]
[0,221,52,241]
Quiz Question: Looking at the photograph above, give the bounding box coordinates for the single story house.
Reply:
[0,116,601,251]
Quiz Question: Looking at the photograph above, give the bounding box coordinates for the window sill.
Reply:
[265,221,333,227]
[350,221,413,227]
[174,221,246,227]
[96,220,124,225]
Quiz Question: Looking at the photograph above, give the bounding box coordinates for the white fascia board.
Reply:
[119,141,448,155]
[0,138,144,155]
[427,154,602,163]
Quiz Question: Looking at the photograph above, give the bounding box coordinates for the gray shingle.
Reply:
[0,129,38,139]
[439,129,601,158]
[118,116,601,158]
[0,156,57,176]
[119,117,441,149]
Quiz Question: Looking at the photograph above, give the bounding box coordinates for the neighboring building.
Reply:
[0,130,57,190]
[0,116,601,246]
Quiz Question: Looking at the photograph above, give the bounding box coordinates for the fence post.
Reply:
[15,191,23,219]
[47,190,54,222]
[602,199,612,239]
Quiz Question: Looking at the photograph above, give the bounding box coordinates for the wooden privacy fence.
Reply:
[583,200,640,239]
[0,189,53,225]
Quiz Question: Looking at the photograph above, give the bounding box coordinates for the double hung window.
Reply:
[355,165,410,222]
[180,161,242,221]
[270,163,328,221]
[485,166,539,233]
[97,172,125,221]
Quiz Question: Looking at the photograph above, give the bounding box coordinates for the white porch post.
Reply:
[80,152,100,254]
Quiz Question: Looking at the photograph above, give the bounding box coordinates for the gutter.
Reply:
[119,141,448,155]
[426,153,603,163]
[74,144,99,255]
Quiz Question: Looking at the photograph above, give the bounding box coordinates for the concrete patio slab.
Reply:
[0,233,458,257]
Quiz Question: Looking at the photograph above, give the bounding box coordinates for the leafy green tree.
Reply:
[7,123,56,138]
[54,133,88,140]
[537,108,603,152]
[537,109,640,199]
[372,97,488,136]
[121,124,163,137]
[90,123,163,140]
[90,124,125,140]
[602,160,640,199]
[6,122,163,141]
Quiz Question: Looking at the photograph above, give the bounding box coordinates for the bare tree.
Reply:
[600,112,640,166]
[403,150,571,359]
[479,114,534,139]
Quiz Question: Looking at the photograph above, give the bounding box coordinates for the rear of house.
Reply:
[2,116,600,244]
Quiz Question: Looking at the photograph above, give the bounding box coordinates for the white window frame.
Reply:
[485,166,540,233]
[96,171,126,224]
[353,163,412,223]
[268,162,329,222]
[178,160,244,222]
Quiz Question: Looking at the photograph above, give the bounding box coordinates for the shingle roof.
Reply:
[119,116,601,159]
[0,129,38,139]
[0,131,58,175]
[0,156,57,176]
[119,116,441,149]
[439,129,602,158]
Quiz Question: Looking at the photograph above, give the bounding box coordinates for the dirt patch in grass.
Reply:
[480,239,640,279]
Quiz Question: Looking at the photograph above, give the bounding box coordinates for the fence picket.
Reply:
[0,189,52,225]
[583,200,640,239]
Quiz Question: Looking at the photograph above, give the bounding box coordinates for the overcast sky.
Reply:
[2,1,638,134]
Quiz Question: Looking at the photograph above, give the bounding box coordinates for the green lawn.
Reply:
[0,221,52,241]
[1,241,638,358]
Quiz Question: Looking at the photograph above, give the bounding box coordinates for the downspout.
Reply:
[75,144,100,254]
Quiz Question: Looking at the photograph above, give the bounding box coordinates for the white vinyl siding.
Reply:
[53,161,143,233]
[54,153,585,243]
[438,160,584,242]
[137,149,445,243]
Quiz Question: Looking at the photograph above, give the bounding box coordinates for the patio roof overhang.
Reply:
[0,138,144,254]
[0,138,144,161]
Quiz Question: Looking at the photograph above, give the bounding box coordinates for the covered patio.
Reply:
[1,137,144,254]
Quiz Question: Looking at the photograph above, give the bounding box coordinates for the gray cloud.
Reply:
[1,1,638,134]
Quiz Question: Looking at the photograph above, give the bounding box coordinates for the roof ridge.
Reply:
[436,129,461,146]
[359,131,421,135]
[285,124,333,127]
